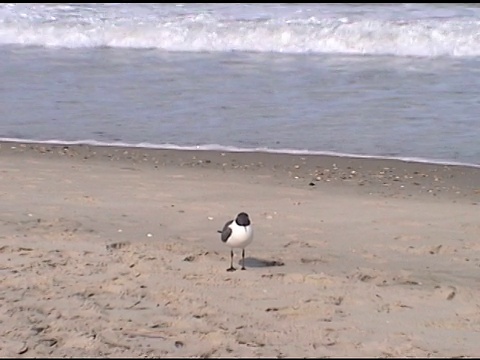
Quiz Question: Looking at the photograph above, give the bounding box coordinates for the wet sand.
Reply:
[1,141,479,357]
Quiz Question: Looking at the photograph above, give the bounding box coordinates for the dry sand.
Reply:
[1,141,480,358]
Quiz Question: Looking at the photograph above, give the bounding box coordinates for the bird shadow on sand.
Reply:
[242,257,285,268]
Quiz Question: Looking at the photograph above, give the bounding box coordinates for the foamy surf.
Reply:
[1,3,480,57]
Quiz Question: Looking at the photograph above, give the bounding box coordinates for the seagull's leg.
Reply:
[241,248,246,270]
[227,249,236,272]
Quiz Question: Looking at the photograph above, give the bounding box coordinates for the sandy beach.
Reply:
[1,140,480,358]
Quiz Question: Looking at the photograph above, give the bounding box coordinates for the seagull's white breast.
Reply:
[225,222,253,249]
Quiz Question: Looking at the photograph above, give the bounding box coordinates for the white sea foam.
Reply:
[2,137,479,169]
[1,3,480,58]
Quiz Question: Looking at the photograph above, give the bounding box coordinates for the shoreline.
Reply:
[2,140,479,204]
[2,138,479,170]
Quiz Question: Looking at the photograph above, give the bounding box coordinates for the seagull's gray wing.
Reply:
[219,220,233,243]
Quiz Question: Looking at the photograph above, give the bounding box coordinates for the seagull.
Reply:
[217,212,254,271]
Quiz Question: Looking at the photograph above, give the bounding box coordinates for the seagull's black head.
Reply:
[235,212,251,227]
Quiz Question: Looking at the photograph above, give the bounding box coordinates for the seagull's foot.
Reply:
[227,267,236,272]
[241,266,246,270]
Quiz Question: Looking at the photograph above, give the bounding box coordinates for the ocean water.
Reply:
[1,3,480,167]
